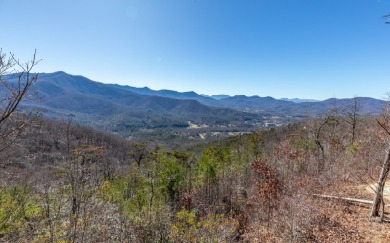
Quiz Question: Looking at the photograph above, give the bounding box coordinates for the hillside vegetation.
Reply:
[1,108,390,242]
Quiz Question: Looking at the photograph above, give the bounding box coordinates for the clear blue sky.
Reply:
[1,0,389,100]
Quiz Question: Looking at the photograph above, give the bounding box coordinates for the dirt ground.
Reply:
[365,181,390,202]
[242,181,390,242]
[313,181,390,242]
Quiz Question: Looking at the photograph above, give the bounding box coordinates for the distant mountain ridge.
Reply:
[280,98,319,103]
[202,94,231,100]
[4,71,386,134]
[108,84,320,104]
[31,72,245,115]
[109,82,385,116]
[107,83,221,107]
[6,71,263,133]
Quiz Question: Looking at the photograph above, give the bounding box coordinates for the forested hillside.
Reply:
[1,109,390,242]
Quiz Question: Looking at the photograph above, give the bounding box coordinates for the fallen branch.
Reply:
[311,194,390,207]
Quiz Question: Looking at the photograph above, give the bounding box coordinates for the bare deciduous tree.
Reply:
[313,114,338,173]
[65,145,104,242]
[342,97,360,143]
[370,100,390,221]
[129,141,150,167]
[0,49,39,152]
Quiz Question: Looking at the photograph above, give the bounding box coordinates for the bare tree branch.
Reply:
[0,49,40,152]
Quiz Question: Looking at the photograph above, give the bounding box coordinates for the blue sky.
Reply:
[1,0,389,99]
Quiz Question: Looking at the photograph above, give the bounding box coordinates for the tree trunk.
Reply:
[370,143,390,220]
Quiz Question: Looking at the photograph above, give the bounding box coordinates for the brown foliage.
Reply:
[251,158,281,203]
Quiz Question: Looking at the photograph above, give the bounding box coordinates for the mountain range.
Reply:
[109,80,385,116]
[15,72,263,133]
[4,71,387,135]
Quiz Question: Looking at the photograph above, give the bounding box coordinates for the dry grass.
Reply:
[242,181,390,242]
[305,182,390,242]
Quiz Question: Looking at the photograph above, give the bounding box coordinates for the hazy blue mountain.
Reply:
[5,71,385,133]
[32,72,241,115]
[211,95,231,100]
[106,83,385,116]
[217,95,385,116]
[108,83,221,107]
[218,95,296,113]
[296,97,385,115]
[107,84,154,96]
[8,72,262,132]
[201,94,231,100]
[280,98,319,103]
